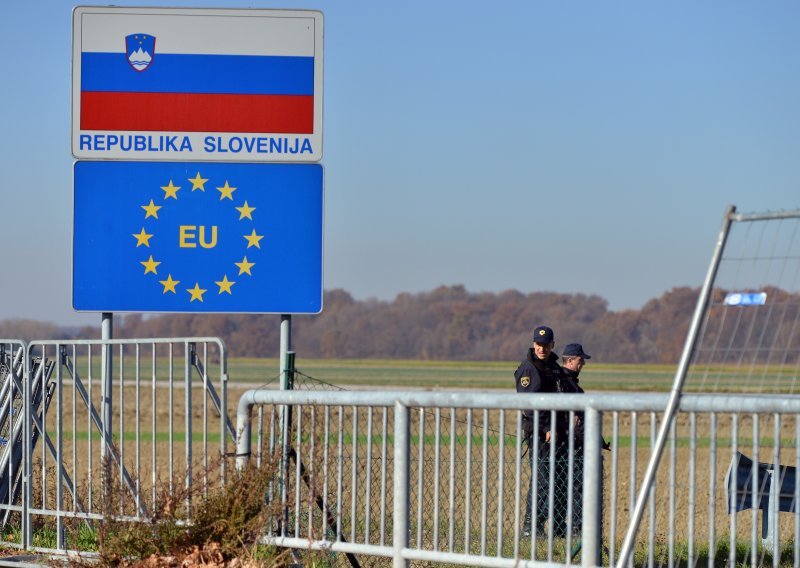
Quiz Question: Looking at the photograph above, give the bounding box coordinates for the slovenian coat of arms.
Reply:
[126,34,156,72]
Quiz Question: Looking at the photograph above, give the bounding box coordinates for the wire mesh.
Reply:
[687,211,800,393]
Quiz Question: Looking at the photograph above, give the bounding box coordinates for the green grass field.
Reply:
[227,358,679,391]
[224,357,799,393]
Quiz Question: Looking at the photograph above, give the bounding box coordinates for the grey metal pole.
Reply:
[583,407,602,566]
[22,342,30,548]
[101,313,113,461]
[279,315,291,390]
[278,314,292,536]
[393,401,410,568]
[617,205,736,566]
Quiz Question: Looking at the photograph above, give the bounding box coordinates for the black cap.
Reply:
[563,343,591,359]
[532,325,554,344]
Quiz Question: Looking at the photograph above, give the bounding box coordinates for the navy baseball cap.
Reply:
[532,326,554,344]
[563,343,591,359]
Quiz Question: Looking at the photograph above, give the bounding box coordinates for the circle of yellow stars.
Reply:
[132,172,264,303]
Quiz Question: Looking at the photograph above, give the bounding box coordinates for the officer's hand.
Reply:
[545,431,551,443]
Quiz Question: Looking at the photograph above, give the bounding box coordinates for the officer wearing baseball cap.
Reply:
[562,343,591,361]
[559,342,610,536]
[514,324,570,537]
[515,325,561,397]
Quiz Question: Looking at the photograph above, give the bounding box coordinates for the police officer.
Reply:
[560,343,610,535]
[514,325,571,537]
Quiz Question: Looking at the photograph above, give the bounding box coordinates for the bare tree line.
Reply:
[5,285,796,364]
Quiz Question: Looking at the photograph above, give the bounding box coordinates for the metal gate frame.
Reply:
[619,205,800,565]
[0,337,230,555]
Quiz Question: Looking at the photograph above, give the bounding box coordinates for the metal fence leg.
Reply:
[393,401,409,568]
[583,407,602,566]
[22,344,30,549]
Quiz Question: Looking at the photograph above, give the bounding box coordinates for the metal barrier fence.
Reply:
[0,337,230,555]
[236,389,800,568]
[618,206,800,565]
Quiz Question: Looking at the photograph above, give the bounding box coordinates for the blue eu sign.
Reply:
[73,161,323,314]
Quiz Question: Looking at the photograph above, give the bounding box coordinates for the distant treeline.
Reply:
[0,285,702,364]
[5,285,796,364]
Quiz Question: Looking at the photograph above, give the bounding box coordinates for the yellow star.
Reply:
[140,255,161,275]
[235,201,256,220]
[217,181,236,201]
[188,172,208,191]
[215,275,235,294]
[132,228,153,247]
[161,180,181,200]
[187,282,207,302]
[243,229,264,249]
[142,199,162,219]
[235,256,255,276]
[159,274,179,294]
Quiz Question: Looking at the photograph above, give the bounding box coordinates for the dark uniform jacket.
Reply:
[560,368,585,446]
[561,367,610,451]
[514,349,569,444]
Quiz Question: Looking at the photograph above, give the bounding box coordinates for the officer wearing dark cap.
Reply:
[514,325,570,537]
[560,343,609,450]
[559,343,610,535]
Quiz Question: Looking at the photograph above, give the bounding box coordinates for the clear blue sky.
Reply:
[2,1,799,327]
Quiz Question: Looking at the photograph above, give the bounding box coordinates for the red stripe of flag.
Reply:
[80,92,314,133]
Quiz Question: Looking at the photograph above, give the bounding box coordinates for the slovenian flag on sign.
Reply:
[78,12,315,134]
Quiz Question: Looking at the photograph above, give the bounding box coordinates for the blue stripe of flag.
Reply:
[81,53,314,95]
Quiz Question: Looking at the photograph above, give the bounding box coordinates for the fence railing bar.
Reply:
[667,417,676,568]
[796,418,800,568]
[648,413,656,568]
[708,412,717,566]
[119,345,125,516]
[416,408,424,549]
[201,344,208,495]
[71,345,77,516]
[433,408,441,551]
[530,412,539,557]
[448,409,455,553]
[310,405,317,539]
[294,405,302,537]
[566,411,574,559]
[463,408,472,554]
[729,414,738,567]
[350,406,358,543]
[183,342,192,516]
[56,347,64,550]
[495,410,504,557]
[169,343,174,494]
[751,414,759,567]
[337,405,344,542]
[609,411,619,567]
[365,406,373,544]
[512,412,522,560]
[135,344,141,518]
[771,413,781,567]
[688,412,697,567]
[393,401,409,568]
[151,344,157,510]
[629,410,638,544]
[480,408,488,557]
[380,406,388,547]
[547,409,555,561]
[87,344,93,516]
